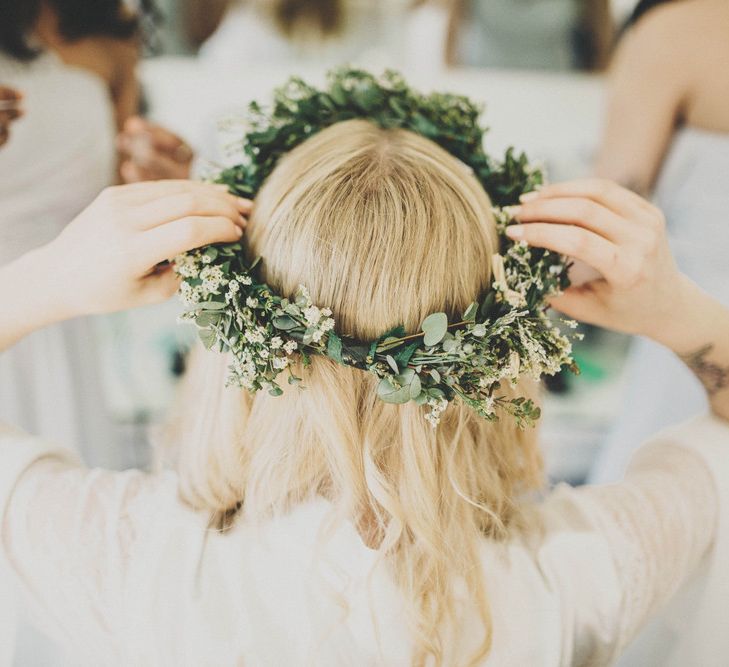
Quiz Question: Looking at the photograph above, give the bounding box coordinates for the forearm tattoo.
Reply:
[680,345,729,396]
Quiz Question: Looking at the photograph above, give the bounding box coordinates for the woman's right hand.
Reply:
[0,86,23,146]
[0,180,251,353]
[506,179,690,341]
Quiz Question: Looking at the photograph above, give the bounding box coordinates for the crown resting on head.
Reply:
[174,67,580,428]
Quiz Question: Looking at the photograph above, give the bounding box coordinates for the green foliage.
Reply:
[175,67,579,428]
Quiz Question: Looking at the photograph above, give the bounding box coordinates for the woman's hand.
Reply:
[506,179,689,340]
[0,86,23,146]
[507,179,729,420]
[46,180,250,315]
[0,181,250,352]
[117,117,194,182]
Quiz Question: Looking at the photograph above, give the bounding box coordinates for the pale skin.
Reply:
[595,0,729,194]
[0,181,251,348]
[0,180,727,423]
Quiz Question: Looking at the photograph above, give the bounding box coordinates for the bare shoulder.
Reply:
[627,0,724,53]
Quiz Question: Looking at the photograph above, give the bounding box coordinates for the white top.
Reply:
[1,415,728,666]
[0,51,115,262]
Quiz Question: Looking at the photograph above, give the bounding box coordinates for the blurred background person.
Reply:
[445,0,614,71]
[116,0,439,183]
[591,0,729,485]
[0,2,152,664]
[198,0,413,69]
[0,0,151,462]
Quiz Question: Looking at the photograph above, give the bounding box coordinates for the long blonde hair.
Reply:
[166,119,543,665]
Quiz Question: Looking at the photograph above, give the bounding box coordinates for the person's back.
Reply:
[2,113,729,666]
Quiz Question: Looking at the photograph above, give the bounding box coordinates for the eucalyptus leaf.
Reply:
[327,332,344,364]
[421,312,448,347]
[198,328,217,350]
[462,302,478,321]
[272,315,297,331]
[385,355,399,374]
[195,312,220,328]
[376,368,421,404]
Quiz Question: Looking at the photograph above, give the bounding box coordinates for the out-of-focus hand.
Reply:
[506,179,689,341]
[0,86,23,146]
[40,180,250,317]
[117,116,194,182]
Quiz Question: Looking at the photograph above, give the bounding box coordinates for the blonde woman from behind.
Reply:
[1,125,729,666]
[165,119,542,665]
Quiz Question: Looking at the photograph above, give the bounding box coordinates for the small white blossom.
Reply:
[424,397,448,428]
[244,328,266,344]
[304,306,321,326]
[320,317,335,332]
[259,348,269,359]
[284,340,298,354]
[270,336,283,349]
[311,330,324,343]
[246,297,259,308]
[272,356,289,370]
[240,275,253,286]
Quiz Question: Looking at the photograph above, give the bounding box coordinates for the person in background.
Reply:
[0,85,23,146]
[116,0,421,183]
[0,2,153,664]
[445,0,614,71]
[591,0,729,488]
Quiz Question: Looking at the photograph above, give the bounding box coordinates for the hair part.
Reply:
[164,120,544,665]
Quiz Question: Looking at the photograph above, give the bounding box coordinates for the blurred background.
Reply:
[0,0,689,488]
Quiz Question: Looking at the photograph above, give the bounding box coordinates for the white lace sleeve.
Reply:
[565,414,729,661]
[0,422,175,662]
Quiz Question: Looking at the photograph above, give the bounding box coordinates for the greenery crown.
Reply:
[174,67,579,428]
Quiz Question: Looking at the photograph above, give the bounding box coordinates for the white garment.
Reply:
[0,51,117,464]
[0,414,727,666]
[0,50,118,667]
[199,0,412,71]
[591,127,729,485]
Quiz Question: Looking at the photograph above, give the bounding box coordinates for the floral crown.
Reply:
[174,68,579,428]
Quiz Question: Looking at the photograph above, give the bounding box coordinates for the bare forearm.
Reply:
[650,278,729,421]
[0,247,69,352]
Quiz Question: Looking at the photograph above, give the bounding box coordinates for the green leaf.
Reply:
[421,312,448,347]
[268,385,284,397]
[198,328,217,350]
[195,312,220,328]
[327,332,344,364]
[376,368,421,404]
[462,302,478,321]
[385,355,399,374]
[273,315,298,331]
[393,342,419,368]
